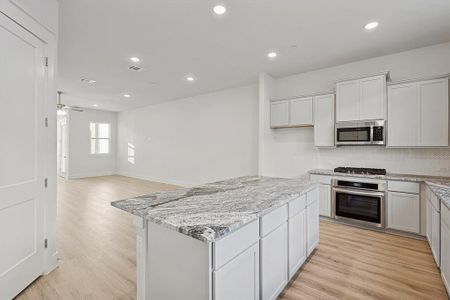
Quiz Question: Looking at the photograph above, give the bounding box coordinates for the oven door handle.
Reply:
[332,187,385,198]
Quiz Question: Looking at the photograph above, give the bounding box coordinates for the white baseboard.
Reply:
[68,171,116,179]
[114,171,188,187]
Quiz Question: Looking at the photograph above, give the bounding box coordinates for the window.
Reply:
[90,122,110,154]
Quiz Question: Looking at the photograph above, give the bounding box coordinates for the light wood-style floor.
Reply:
[16,175,448,300]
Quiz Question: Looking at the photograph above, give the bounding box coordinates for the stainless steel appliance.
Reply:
[335,120,385,146]
[331,168,386,228]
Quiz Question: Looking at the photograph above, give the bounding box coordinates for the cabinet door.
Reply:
[431,207,440,267]
[426,197,432,244]
[214,243,259,300]
[387,192,420,233]
[318,185,331,217]
[290,97,313,126]
[288,209,306,279]
[270,101,289,128]
[306,198,320,256]
[387,83,418,147]
[314,94,335,147]
[418,79,449,147]
[336,80,359,122]
[359,75,386,120]
[261,222,288,300]
[441,218,450,293]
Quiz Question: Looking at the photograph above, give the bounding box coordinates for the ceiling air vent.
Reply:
[129,65,144,72]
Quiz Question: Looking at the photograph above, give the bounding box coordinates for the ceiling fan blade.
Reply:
[66,106,84,112]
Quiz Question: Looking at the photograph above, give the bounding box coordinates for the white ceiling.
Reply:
[58,0,450,111]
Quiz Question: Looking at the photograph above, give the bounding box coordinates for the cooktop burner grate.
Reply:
[333,167,387,175]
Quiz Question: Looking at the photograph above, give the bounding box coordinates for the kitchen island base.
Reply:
[133,187,319,300]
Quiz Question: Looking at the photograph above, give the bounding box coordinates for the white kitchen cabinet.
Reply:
[425,188,441,266]
[260,222,288,300]
[387,83,418,147]
[359,75,387,120]
[306,189,320,256]
[387,191,420,233]
[418,79,449,146]
[388,78,449,147]
[314,94,335,147]
[336,75,386,122]
[431,206,440,266]
[319,185,331,217]
[441,205,450,293]
[288,209,307,279]
[214,243,259,300]
[270,100,289,128]
[336,79,359,122]
[290,97,313,126]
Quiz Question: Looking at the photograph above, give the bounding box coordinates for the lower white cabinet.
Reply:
[306,190,320,256]
[214,243,259,300]
[387,191,420,233]
[318,184,331,217]
[441,205,450,293]
[260,222,288,300]
[425,188,441,266]
[288,209,307,278]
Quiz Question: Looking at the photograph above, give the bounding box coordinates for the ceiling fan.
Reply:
[57,91,84,112]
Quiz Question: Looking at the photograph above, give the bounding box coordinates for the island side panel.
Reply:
[134,217,150,300]
[134,217,212,300]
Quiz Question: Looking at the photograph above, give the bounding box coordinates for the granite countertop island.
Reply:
[112,176,318,243]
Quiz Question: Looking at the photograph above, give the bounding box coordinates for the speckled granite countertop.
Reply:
[309,169,450,209]
[112,176,318,243]
[309,169,450,183]
[426,182,450,210]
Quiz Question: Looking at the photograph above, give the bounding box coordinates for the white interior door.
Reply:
[0,13,46,299]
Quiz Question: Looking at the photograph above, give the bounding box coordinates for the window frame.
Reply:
[89,122,111,155]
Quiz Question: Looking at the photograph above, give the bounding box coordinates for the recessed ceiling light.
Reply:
[81,78,96,84]
[213,5,226,15]
[267,52,278,59]
[92,104,98,107]
[186,76,195,82]
[123,93,131,98]
[130,57,140,63]
[364,21,379,31]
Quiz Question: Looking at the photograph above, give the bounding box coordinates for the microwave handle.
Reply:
[370,125,374,144]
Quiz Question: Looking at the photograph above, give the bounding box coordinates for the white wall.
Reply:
[116,85,258,187]
[260,42,450,178]
[67,109,117,178]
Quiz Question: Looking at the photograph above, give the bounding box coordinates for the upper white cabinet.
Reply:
[270,100,290,128]
[419,79,449,146]
[388,78,449,147]
[291,97,313,126]
[270,97,313,128]
[336,75,386,122]
[313,94,335,147]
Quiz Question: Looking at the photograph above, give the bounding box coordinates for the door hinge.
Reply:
[44,178,48,188]
[44,57,49,67]
[44,238,48,249]
[45,117,48,127]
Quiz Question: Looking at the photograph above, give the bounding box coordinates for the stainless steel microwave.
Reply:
[335,120,385,146]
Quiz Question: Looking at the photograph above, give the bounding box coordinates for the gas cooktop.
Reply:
[333,167,387,176]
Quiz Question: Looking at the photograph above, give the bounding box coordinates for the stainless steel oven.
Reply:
[332,179,385,228]
[336,120,385,146]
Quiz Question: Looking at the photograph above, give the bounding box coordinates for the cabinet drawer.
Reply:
[443,204,450,228]
[388,181,419,194]
[260,204,288,237]
[214,220,259,270]
[307,187,319,206]
[310,174,332,185]
[288,195,306,218]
